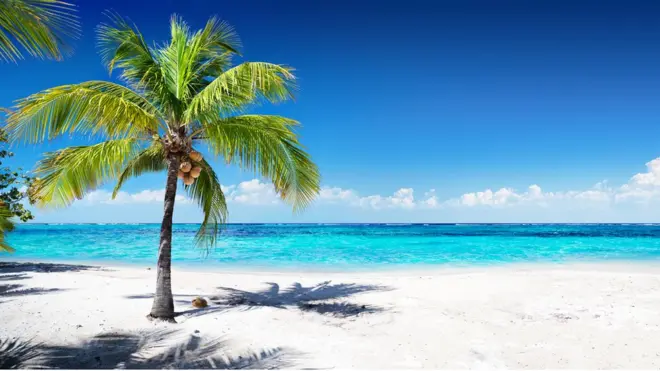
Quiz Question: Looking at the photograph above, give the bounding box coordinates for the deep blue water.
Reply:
[3,223,660,270]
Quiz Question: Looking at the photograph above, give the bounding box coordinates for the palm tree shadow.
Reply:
[0,271,70,302]
[125,293,202,307]
[0,263,93,304]
[1,329,300,369]
[0,273,31,281]
[122,293,229,318]
[0,337,41,369]
[0,281,67,300]
[0,261,97,274]
[206,281,391,318]
[176,305,228,318]
[297,302,383,318]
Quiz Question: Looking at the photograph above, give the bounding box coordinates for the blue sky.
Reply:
[5,0,660,223]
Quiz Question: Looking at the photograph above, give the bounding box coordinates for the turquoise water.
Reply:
[3,223,660,270]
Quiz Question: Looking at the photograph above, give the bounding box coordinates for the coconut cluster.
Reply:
[177,150,204,185]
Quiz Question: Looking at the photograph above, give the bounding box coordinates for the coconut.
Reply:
[183,174,195,185]
[189,150,203,162]
[180,162,192,172]
[190,166,202,178]
[192,297,208,308]
[177,170,185,179]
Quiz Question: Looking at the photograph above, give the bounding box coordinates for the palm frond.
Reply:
[157,14,194,119]
[29,139,141,207]
[0,205,16,252]
[200,115,320,211]
[194,53,232,84]
[186,16,240,88]
[0,0,80,62]
[184,158,227,249]
[186,62,296,122]
[97,12,155,78]
[157,15,241,121]
[112,140,166,198]
[191,16,240,56]
[6,81,161,144]
[96,13,176,113]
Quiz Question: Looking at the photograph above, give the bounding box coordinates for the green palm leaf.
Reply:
[186,62,296,122]
[96,13,177,114]
[0,0,80,62]
[191,16,240,56]
[97,12,157,80]
[200,115,320,211]
[158,15,242,121]
[0,204,16,252]
[187,17,239,82]
[112,141,166,198]
[29,139,141,207]
[183,158,227,249]
[6,81,162,144]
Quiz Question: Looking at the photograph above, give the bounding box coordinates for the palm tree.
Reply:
[5,14,320,322]
[0,0,79,62]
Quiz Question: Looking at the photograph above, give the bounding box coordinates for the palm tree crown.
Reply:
[7,14,320,248]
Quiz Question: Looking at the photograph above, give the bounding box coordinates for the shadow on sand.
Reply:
[125,293,208,309]
[0,329,299,369]
[172,281,392,319]
[0,262,98,303]
[0,280,66,298]
[0,261,97,274]
[126,281,391,319]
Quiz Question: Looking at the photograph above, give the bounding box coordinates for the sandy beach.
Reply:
[2,261,660,369]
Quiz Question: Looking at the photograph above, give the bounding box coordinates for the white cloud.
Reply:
[353,188,416,210]
[223,179,280,205]
[438,157,660,210]
[72,156,660,218]
[318,187,359,203]
[614,158,660,204]
[82,189,191,205]
[440,184,613,209]
[421,189,439,208]
[629,158,660,187]
[453,187,521,207]
[303,157,660,212]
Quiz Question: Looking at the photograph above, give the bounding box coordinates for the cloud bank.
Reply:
[69,156,660,222]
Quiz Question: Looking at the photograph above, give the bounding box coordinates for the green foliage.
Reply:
[0,204,16,252]
[0,132,32,222]
[186,62,296,122]
[112,141,165,198]
[201,115,319,211]
[0,130,29,252]
[184,159,227,249]
[0,0,80,62]
[29,139,139,207]
[7,14,320,248]
[0,0,78,252]
[8,81,161,144]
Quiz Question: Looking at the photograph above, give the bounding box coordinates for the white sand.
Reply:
[2,261,660,369]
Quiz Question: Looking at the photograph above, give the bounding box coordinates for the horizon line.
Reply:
[19,222,660,225]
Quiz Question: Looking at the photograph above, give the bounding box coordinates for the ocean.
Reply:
[3,223,660,270]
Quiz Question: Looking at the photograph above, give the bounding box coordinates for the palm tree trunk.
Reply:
[148,153,180,322]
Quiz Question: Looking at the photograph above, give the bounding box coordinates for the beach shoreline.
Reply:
[2,259,660,368]
[4,256,660,275]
